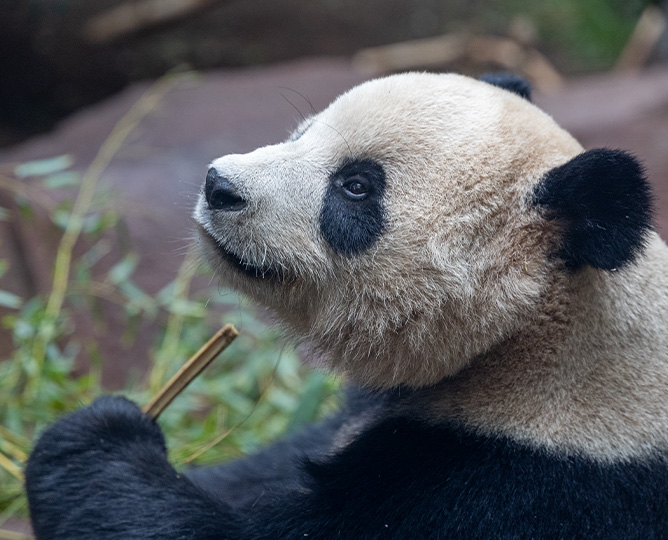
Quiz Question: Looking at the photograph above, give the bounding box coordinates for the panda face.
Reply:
[194,73,587,388]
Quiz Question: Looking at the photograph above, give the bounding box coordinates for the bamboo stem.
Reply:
[0,528,34,540]
[26,73,182,400]
[0,450,23,482]
[142,324,238,419]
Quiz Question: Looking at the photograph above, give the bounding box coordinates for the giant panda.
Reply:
[25,72,668,539]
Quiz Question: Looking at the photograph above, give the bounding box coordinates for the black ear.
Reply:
[479,73,531,101]
[534,149,654,271]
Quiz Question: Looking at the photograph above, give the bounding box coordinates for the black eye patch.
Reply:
[320,159,386,257]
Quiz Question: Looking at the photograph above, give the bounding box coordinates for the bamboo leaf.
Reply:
[108,253,139,284]
[0,291,23,310]
[14,155,74,179]
[42,172,80,189]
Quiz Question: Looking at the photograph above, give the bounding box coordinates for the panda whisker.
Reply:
[279,89,309,127]
[278,86,317,117]
[312,119,353,157]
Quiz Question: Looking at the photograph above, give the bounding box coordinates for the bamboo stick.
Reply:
[142,324,238,419]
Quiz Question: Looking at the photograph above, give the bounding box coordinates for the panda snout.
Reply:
[205,168,247,212]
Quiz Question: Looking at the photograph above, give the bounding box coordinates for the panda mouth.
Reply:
[199,227,281,280]
[219,246,281,280]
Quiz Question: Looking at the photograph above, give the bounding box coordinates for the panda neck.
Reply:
[420,232,668,461]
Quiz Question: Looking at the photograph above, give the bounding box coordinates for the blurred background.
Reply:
[1,0,667,145]
[1,1,667,535]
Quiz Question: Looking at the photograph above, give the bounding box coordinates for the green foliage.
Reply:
[0,152,339,526]
[13,156,74,179]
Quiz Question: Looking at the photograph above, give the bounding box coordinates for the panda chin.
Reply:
[198,227,281,281]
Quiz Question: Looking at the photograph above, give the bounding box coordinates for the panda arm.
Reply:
[25,396,246,540]
[25,390,389,540]
[185,386,387,509]
[185,417,339,509]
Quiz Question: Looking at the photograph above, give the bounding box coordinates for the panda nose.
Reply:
[205,168,247,211]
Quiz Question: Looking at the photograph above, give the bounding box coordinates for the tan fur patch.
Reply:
[417,234,668,461]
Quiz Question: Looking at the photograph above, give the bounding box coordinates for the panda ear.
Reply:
[534,149,654,271]
[479,73,532,101]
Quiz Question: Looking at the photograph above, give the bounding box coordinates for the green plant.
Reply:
[0,75,339,537]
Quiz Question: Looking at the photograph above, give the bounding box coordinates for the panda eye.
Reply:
[342,176,369,200]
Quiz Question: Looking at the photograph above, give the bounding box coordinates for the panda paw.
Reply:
[28,395,166,463]
[25,397,170,539]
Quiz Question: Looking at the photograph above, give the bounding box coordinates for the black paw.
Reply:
[28,396,165,464]
[25,397,168,539]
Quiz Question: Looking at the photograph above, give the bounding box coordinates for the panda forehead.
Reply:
[333,74,506,121]
[295,74,516,157]
[273,72,578,199]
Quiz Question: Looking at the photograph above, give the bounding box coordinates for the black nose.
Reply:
[205,168,247,211]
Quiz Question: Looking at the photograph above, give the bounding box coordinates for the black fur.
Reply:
[534,148,654,270]
[320,159,386,256]
[25,397,237,540]
[26,392,668,539]
[479,72,532,101]
[186,387,389,510]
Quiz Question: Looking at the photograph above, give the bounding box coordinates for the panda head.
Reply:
[194,72,653,389]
